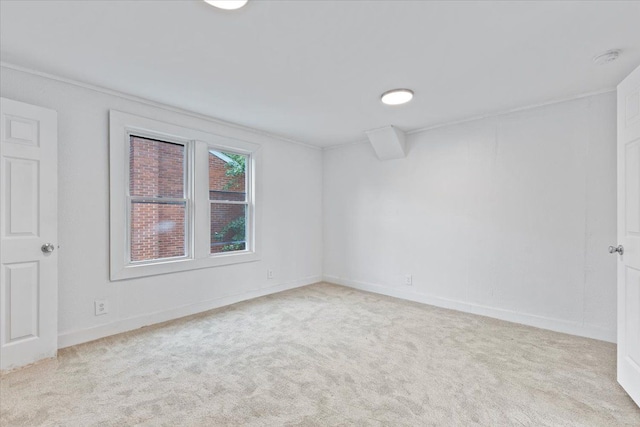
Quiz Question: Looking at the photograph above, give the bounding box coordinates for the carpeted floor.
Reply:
[1,283,639,426]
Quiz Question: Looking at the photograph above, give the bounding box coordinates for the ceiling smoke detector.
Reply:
[593,49,621,65]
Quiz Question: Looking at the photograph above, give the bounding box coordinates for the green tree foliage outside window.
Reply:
[214,215,246,252]
[223,153,246,190]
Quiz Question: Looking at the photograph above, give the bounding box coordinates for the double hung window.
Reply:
[109,111,260,280]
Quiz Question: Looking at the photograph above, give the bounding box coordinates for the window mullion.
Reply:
[193,140,212,260]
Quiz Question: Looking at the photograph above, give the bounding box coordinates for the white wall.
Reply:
[323,92,618,342]
[1,66,323,347]
[0,65,619,347]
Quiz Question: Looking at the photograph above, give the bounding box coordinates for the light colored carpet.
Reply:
[1,283,639,426]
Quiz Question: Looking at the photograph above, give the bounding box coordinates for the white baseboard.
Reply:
[58,276,321,349]
[323,275,616,343]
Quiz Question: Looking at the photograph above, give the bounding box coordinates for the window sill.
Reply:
[110,251,260,281]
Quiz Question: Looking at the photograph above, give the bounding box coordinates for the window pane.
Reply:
[209,150,247,201]
[211,204,247,254]
[131,201,186,261]
[130,135,184,198]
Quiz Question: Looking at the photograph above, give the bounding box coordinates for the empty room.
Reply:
[1,0,640,425]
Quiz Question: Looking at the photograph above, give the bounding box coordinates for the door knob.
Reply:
[608,245,624,255]
[41,243,55,253]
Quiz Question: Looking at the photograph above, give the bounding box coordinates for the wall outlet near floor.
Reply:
[267,269,274,279]
[95,299,109,316]
[404,274,413,286]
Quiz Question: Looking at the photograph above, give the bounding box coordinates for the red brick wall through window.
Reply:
[128,137,247,261]
[129,136,185,262]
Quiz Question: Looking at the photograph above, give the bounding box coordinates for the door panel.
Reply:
[5,262,39,341]
[0,98,57,371]
[5,158,39,236]
[626,266,640,367]
[4,115,40,147]
[626,142,640,234]
[617,65,640,406]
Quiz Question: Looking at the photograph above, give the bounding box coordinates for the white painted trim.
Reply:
[0,62,320,151]
[323,276,616,343]
[322,138,369,151]
[406,88,616,136]
[109,110,263,280]
[58,276,322,349]
[2,62,615,153]
[322,88,617,151]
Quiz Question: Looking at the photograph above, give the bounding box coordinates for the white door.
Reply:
[617,65,640,406]
[0,98,58,371]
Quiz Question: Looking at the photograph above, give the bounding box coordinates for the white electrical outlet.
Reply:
[404,275,413,286]
[95,299,108,316]
[267,269,274,279]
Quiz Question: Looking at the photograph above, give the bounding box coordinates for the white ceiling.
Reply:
[1,1,639,147]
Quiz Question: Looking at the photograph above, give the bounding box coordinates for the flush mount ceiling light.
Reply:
[204,0,248,10]
[381,89,414,106]
[593,49,621,65]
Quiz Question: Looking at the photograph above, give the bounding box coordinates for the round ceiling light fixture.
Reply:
[204,0,248,10]
[381,89,414,106]
[593,49,621,66]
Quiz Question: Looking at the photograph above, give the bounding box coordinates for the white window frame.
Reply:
[126,132,192,265]
[208,147,253,255]
[109,110,261,281]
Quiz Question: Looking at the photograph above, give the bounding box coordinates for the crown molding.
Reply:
[322,87,616,151]
[322,137,369,151]
[0,61,321,151]
[1,61,615,153]
[405,87,616,136]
